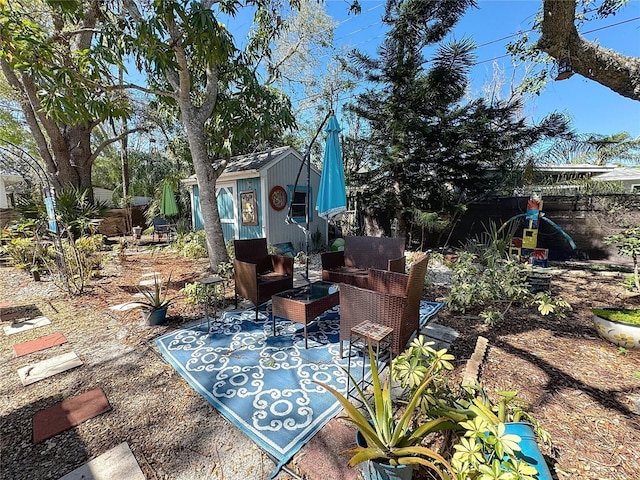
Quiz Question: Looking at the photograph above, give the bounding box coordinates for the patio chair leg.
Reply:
[340,340,344,359]
[235,293,238,309]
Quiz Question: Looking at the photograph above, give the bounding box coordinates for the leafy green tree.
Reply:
[542,131,640,165]
[348,0,568,241]
[0,0,142,194]
[114,0,297,269]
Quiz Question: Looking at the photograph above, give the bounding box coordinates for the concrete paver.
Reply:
[57,442,144,480]
[17,351,83,386]
[4,316,51,336]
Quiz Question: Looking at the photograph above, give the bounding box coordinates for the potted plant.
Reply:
[393,336,553,480]
[315,342,456,480]
[592,307,640,349]
[135,274,178,325]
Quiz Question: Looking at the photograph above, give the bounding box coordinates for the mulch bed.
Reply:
[1,247,640,480]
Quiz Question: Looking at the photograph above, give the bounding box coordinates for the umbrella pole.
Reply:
[286,111,331,282]
[306,144,310,281]
[305,111,332,281]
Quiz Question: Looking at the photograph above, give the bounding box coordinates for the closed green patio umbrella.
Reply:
[160,181,179,218]
[315,114,347,220]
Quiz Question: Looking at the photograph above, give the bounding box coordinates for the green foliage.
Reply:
[112,238,129,262]
[604,227,640,290]
[447,249,571,325]
[392,341,550,480]
[53,235,105,295]
[216,261,234,281]
[465,220,519,269]
[134,274,178,310]
[447,252,530,315]
[592,307,640,326]
[54,186,108,239]
[181,282,203,306]
[2,237,49,271]
[174,231,208,259]
[534,291,572,319]
[314,341,456,477]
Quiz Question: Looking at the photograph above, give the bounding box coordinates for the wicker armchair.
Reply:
[321,236,406,288]
[234,238,294,320]
[338,253,430,357]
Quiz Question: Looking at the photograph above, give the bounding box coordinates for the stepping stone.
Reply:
[422,322,459,344]
[14,333,68,357]
[32,388,111,443]
[4,316,51,336]
[57,442,145,480]
[2,311,26,323]
[139,278,161,286]
[108,302,140,312]
[18,351,83,386]
[140,272,161,278]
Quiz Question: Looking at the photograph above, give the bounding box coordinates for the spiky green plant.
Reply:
[314,342,456,479]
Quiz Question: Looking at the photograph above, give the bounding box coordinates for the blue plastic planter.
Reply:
[504,422,553,480]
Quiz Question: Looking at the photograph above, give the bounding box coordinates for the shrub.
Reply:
[447,251,571,325]
[175,231,208,259]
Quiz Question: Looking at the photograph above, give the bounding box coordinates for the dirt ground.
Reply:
[1,244,640,480]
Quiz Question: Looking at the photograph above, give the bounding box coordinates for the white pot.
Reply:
[592,310,640,349]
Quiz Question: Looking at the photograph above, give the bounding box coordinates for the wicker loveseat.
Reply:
[338,253,430,358]
[233,238,294,320]
[321,236,406,288]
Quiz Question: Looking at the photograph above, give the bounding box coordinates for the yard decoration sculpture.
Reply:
[502,190,576,266]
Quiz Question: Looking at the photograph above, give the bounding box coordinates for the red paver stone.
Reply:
[32,388,111,443]
[14,333,68,357]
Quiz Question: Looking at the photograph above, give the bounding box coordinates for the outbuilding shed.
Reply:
[182,146,328,251]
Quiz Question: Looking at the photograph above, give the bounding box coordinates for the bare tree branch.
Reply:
[537,0,640,101]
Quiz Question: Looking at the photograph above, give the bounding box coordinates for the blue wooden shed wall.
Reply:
[236,177,262,239]
[192,184,237,242]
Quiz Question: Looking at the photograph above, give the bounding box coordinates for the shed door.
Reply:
[216,184,236,241]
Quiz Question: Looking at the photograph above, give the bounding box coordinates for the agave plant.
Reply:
[314,342,456,479]
[135,273,178,311]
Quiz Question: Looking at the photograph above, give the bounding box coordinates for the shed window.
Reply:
[288,185,312,223]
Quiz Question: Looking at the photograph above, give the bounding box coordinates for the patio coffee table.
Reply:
[271,281,340,348]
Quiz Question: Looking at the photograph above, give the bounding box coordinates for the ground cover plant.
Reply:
[0,247,639,479]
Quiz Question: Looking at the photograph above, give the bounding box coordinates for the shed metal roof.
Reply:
[182,146,309,185]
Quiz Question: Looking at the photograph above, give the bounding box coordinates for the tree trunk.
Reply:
[538,0,640,101]
[183,118,229,270]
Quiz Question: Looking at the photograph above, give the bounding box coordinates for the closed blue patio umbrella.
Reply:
[316,114,347,220]
[160,181,179,218]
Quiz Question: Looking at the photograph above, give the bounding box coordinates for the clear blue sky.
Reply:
[326,0,640,138]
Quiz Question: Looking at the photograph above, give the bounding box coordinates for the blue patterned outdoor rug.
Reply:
[154,301,445,477]
[420,300,445,328]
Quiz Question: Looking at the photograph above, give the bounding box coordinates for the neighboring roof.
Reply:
[182,146,308,185]
[536,164,616,174]
[592,167,640,182]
